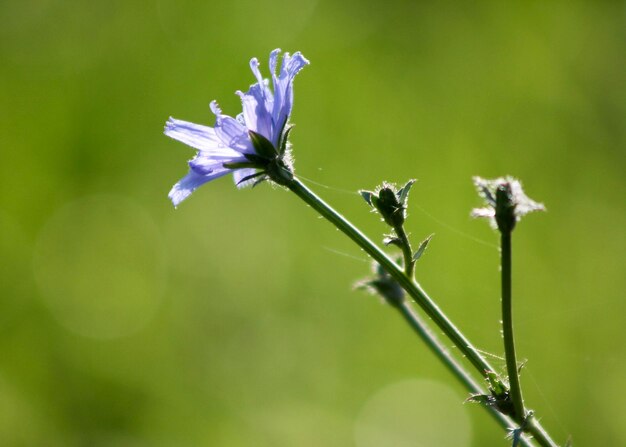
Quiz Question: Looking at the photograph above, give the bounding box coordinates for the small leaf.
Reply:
[486,371,507,396]
[473,176,496,206]
[360,190,374,206]
[466,394,495,406]
[383,236,402,247]
[412,234,434,261]
[396,179,416,206]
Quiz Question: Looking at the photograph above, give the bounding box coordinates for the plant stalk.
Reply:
[392,222,532,445]
[501,231,525,421]
[500,230,559,447]
[395,301,534,447]
[287,177,494,375]
[394,224,415,279]
[286,176,559,447]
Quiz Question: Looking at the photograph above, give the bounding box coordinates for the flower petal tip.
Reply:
[210,100,222,115]
[168,184,189,208]
[164,117,175,133]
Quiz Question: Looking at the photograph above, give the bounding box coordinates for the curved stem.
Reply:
[501,231,525,421]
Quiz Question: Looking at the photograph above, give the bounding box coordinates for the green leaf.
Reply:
[383,236,402,247]
[466,394,494,406]
[360,190,374,206]
[396,179,416,206]
[412,234,434,261]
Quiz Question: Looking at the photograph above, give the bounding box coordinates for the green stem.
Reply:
[501,231,525,421]
[394,224,415,278]
[287,177,494,375]
[500,234,558,447]
[527,418,559,447]
[395,301,534,447]
[392,220,531,442]
[286,176,559,447]
[393,227,532,446]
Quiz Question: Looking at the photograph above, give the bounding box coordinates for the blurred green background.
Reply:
[1,1,625,446]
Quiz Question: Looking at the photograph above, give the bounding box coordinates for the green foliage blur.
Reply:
[1,1,624,445]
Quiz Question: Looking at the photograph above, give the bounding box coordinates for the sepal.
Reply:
[236,171,265,187]
[243,152,270,166]
[223,161,259,169]
[383,236,403,248]
[360,190,374,207]
[397,179,416,207]
[249,130,278,159]
[279,124,294,156]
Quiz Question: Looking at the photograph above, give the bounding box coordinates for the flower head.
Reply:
[471,176,545,232]
[165,49,309,206]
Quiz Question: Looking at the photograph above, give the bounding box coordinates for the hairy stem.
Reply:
[287,177,494,375]
[393,225,531,445]
[395,301,533,447]
[286,176,559,447]
[394,224,415,278]
[500,233,559,447]
[501,231,525,421]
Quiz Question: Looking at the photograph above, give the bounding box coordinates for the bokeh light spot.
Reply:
[354,379,471,447]
[33,195,166,339]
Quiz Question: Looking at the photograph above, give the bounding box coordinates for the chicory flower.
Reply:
[165,49,309,206]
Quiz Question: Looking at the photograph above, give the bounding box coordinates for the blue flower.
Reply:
[165,49,309,206]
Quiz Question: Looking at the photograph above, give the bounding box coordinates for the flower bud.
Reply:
[360,180,415,229]
[355,262,405,307]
